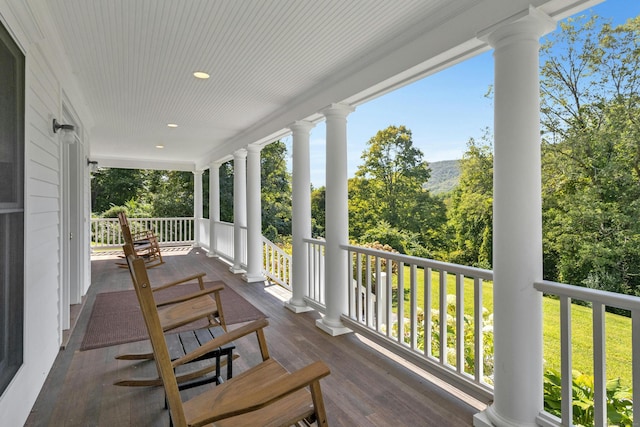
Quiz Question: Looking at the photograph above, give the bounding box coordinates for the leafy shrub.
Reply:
[543,369,633,426]
[391,294,495,384]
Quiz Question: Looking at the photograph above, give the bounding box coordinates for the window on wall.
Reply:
[0,20,25,394]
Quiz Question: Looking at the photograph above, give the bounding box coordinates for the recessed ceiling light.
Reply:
[156,145,165,149]
[167,123,178,128]
[193,71,210,79]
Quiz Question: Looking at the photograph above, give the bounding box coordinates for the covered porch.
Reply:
[25,248,484,426]
[2,0,634,426]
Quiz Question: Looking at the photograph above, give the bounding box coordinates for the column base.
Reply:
[474,405,538,427]
[285,300,314,313]
[242,272,266,283]
[229,266,245,274]
[473,411,494,427]
[206,250,219,258]
[315,318,351,336]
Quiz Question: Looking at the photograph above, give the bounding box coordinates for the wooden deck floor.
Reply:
[25,247,486,426]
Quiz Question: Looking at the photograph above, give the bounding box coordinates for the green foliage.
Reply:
[359,220,429,257]
[101,199,152,218]
[353,125,430,228]
[91,168,145,213]
[349,125,447,252]
[261,141,292,237]
[101,205,127,218]
[543,369,633,426]
[541,15,640,295]
[219,161,234,223]
[145,170,194,217]
[310,186,326,238]
[446,133,493,269]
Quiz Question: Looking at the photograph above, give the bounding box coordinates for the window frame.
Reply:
[0,18,25,395]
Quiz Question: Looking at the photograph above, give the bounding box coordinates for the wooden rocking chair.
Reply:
[117,211,164,268]
[115,243,232,388]
[126,253,331,426]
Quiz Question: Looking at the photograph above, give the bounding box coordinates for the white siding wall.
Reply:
[0,2,91,425]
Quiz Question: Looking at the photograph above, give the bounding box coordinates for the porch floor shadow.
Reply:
[25,247,487,427]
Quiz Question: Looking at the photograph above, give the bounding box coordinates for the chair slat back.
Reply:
[125,254,188,426]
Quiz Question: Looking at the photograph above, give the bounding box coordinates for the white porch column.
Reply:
[231,149,247,274]
[474,8,555,427]
[286,120,315,313]
[243,145,266,283]
[207,161,221,258]
[317,103,353,336]
[193,170,203,247]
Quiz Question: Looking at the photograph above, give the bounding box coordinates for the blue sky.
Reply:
[284,0,639,188]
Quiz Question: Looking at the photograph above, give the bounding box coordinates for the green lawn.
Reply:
[393,266,633,386]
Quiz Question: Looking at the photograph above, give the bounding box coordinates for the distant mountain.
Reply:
[424,160,461,195]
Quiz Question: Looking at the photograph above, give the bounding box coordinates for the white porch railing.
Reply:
[339,243,495,402]
[210,221,236,263]
[262,237,292,290]
[304,238,326,311]
[534,280,640,427]
[91,217,194,248]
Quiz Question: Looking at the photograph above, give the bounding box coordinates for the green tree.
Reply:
[354,125,430,229]
[219,160,234,223]
[348,176,382,239]
[145,170,194,217]
[261,141,292,240]
[349,125,445,254]
[446,134,493,268]
[91,168,145,213]
[310,186,326,238]
[540,15,640,294]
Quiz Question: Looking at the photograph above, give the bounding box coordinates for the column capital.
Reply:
[192,169,204,176]
[288,120,315,134]
[209,160,223,169]
[233,148,247,159]
[478,6,555,48]
[246,144,262,154]
[321,103,355,119]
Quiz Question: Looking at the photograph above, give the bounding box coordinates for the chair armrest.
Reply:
[155,284,224,307]
[193,360,331,426]
[173,318,269,367]
[152,273,208,292]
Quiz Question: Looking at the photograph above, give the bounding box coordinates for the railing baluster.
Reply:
[633,310,640,427]
[347,250,354,318]
[425,267,432,358]
[375,257,382,332]
[456,273,464,373]
[439,270,447,365]
[386,258,392,339]
[397,261,404,344]
[352,252,362,322]
[592,302,606,427]
[474,277,483,382]
[410,264,417,350]
[365,254,371,326]
[560,295,572,426]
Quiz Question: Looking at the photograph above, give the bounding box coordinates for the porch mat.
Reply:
[80,283,266,351]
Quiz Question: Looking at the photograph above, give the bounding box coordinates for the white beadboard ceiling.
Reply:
[37,0,598,170]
